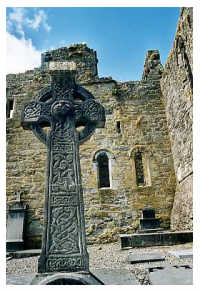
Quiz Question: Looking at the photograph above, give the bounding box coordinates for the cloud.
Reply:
[7,7,26,37]
[6,8,51,74]
[25,9,51,32]
[7,7,51,36]
[7,32,41,74]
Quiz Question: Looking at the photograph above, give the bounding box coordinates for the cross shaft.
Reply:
[21,70,105,273]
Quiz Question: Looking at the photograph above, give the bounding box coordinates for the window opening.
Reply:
[97,152,110,188]
[116,121,121,133]
[7,100,14,118]
[134,151,144,186]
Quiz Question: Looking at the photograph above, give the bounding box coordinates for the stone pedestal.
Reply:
[138,207,163,233]
[140,218,161,230]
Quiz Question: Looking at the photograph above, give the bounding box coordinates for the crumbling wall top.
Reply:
[41,43,98,83]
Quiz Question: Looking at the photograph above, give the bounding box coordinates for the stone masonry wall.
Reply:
[6,45,176,248]
[160,8,193,230]
[41,43,98,83]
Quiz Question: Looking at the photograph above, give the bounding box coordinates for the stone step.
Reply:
[120,231,193,249]
[137,228,164,234]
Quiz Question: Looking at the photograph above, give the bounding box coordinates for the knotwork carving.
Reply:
[21,70,105,274]
[51,153,75,192]
[49,206,79,254]
[23,103,41,120]
[47,256,82,272]
[82,99,104,122]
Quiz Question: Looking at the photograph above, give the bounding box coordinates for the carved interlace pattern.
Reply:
[24,103,41,119]
[47,256,82,272]
[21,73,105,273]
[51,153,75,192]
[83,99,102,122]
[49,206,79,254]
[53,85,74,101]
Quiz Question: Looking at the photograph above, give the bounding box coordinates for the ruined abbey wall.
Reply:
[7,8,193,247]
[160,7,193,231]
[6,43,176,247]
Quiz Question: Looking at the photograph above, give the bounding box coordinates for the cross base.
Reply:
[31,271,104,285]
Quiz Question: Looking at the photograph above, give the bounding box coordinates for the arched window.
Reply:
[129,146,151,187]
[97,152,110,188]
[134,151,144,186]
[93,150,114,189]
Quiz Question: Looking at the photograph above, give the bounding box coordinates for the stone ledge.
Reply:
[120,231,193,249]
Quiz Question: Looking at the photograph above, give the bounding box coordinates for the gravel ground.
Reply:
[6,242,193,285]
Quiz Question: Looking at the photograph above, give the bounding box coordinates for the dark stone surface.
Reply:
[139,207,161,232]
[142,208,155,219]
[140,218,160,230]
[137,228,164,234]
[149,266,193,285]
[126,252,165,264]
[120,231,193,249]
[21,70,105,280]
[6,201,27,251]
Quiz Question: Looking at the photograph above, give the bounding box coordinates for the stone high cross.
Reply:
[21,70,105,274]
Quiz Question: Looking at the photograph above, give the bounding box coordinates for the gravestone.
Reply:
[21,69,105,285]
[126,252,165,264]
[6,192,27,251]
[138,207,161,232]
[168,249,193,259]
[149,266,193,285]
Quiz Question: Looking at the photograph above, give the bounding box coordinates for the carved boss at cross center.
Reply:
[21,70,105,274]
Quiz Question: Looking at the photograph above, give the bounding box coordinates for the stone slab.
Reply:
[120,231,193,249]
[168,249,193,259]
[7,249,41,259]
[91,268,137,285]
[137,228,164,234]
[6,202,27,251]
[7,274,36,285]
[149,266,193,285]
[126,252,165,264]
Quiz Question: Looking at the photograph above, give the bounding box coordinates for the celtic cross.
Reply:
[21,70,105,274]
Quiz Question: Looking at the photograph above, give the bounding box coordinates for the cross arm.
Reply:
[21,101,52,130]
[74,99,105,144]
[21,101,52,145]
